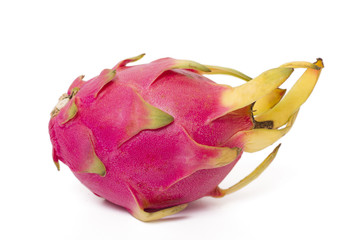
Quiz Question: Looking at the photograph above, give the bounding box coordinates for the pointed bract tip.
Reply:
[113,54,146,69]
[54,160,60,171]
[212,147,240,167]
[84,155,107,177]
[280,61,321,70]
[264,143,281,165]
[138,53,146,58]
[76,135,107,177]
[132,204,188,222]
[202,65,252,81]
[174,59,211,72]
[61,100,78,124]
[98,68,116,79]
[146,105,174,129]
[70,87,80,98]
[107,69,116,78]
[279,67,294,75]
[99,169,106,177]
[274,143,281,152]
[315,58,324,68]
[126,53,146,63]
[94,69,117,98]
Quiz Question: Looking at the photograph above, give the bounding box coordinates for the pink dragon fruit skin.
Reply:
[49,54,323,221]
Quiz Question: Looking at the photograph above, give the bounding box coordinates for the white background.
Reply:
[1,0,359,239]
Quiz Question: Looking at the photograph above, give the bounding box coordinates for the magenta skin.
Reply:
[49,57,254,213]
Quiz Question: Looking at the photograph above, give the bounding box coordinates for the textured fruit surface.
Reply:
[49,54,323,221]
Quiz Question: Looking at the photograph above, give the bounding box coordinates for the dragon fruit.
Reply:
[49,54,323,221]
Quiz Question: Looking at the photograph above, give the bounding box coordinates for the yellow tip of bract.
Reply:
[280,58,324,69]
[84,155,106,177]
[210,147,240,168]
[315,58,324,68]
[54,160,60,171]
[107,69,116,79]
[132,204,188,222]
[201,65,252,81]
[145,104,174,129]
[114,54,146,69]
[280,61,321,70]
[94,69,117,98]
[132,53,146,61]
[61,100,78,124]
[174,59,211,72]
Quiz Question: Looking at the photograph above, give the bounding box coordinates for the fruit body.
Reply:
[49,54,323,221]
